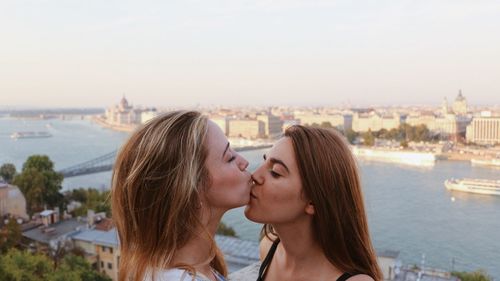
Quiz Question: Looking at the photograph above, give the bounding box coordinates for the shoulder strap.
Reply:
[257,238,280,281]
[336,273,354,281]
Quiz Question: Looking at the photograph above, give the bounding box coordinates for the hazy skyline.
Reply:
[1,0,500,108]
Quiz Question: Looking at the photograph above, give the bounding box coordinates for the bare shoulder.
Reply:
[347,274,375,281]
[259,234,278,260]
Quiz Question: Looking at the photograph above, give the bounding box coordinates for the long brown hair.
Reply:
[111,110,227,281]
[264,125,382,280]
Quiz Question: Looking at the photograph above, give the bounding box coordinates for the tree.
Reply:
[400,140,409,148]
[50,254,112,281]
[320,122,333,128]
[452,270,492,281]
[0,248,53,281]
[13,155,64,215]
[0,163,17,183]
[0,249,111,281]
[0,218,22,253]
[344,129,359,144]
[362,130,375,146]
[64,188,111,218]
[216,222,238,237]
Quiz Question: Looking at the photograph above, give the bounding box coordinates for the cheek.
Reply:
[211,166,247,190]
[246,180,305,223]
[206,166,250,208]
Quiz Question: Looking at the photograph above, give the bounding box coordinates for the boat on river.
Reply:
[10,131,52,139]
[445,178,500,196]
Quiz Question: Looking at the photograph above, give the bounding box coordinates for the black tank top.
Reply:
[256,239,357,281]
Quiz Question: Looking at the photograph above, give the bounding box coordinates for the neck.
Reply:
[172,207,225,277]
[272,217,338,275]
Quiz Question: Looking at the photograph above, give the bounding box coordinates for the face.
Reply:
[204,121,252,211]
[245,137,314,224]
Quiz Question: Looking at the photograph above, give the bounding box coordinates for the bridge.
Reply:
[59,144,272,178]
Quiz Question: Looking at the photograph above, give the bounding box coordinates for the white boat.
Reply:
[444,178,500,196]
[10,131,52,139]
[470,158,500,168]
[351,147,436,167]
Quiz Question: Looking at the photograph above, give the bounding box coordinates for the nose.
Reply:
[237,154,249,171]
[251,165,265,185]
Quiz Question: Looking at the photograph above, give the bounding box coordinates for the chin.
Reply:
[243,206,262,223]
[230,196,250,209]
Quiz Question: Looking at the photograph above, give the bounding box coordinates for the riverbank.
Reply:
[91,116,136,133]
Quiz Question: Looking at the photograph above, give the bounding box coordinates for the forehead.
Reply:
[268,137,298,171]
[206,120,228,153]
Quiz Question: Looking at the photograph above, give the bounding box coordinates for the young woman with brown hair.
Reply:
[111,111,253,281]
[245,125,382,281]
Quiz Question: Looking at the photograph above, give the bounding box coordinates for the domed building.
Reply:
[0,181,28,220]
[452,90,468,115]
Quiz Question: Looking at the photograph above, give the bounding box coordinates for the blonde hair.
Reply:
[111,110,227,281]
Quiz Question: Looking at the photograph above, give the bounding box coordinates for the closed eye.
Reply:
[228,155,236,162]
[270,170,281,178]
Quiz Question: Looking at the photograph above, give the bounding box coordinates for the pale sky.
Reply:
[1,0,499,108]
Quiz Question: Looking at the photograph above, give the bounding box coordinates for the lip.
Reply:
[250,192,257,199]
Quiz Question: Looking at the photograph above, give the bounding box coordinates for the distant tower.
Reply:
[441,97,449,115]
[119,94,129,111]
[452,89,467,115]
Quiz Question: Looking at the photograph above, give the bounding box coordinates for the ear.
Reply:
[305,201,315,215]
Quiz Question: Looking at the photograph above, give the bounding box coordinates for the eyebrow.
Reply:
[269,157,290,173]
[222,142,230,159]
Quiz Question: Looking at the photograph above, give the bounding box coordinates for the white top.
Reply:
[143,268,226,281]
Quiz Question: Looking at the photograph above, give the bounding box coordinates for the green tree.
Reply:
[451,269,492,281]
[0,248,54,281]
[0,218,22,253]
[375,128,389,139]
[400,140,409,148]
[362,130,375,146]
[344,129,359,144]
[0,249,111,281]
[216,222,238,237]
[13,155,64,215]
[50,254,111,281]
[65,188,111,218]
[0,163,17,183]
[414,124,430,142]
[320,122,333,128]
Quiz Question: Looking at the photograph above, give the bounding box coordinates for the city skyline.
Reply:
[1,0,500,107]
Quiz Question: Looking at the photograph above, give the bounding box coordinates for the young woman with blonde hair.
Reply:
[245,125,382,281]
[111,111,253,281]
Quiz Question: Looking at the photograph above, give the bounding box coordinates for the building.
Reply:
[452,90,468,115]
[294,112,349,130]
[352,111,401,132]
[395,267,459,281]
[210,116,230,136]
[282,119,300,132]
[0,181,28,220]
[140,109,159,124]
[466,117,500,145]
[406,113,470,140]
[72,226,120,281]
[22,214,88,252]
[94,228,120,280]
[377,250,400,280]
[105,96,145,126]
[256,114,283,138]
[228,119,265,139]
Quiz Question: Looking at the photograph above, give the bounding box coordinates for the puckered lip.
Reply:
[250,192,257,199]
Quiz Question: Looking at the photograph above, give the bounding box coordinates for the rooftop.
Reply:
[215,235,259,272]
[22,218,87,244]
[395,269,459,281]
[377,249,400,259]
